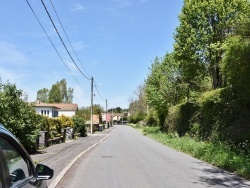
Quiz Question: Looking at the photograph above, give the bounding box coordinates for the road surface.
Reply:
[57,125,250,188]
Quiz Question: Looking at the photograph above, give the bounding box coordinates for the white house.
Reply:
[34,102,78,117]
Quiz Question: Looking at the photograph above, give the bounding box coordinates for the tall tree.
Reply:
[174,0,248,89]
[48,84,61,103]
[36,88,49,103]
[58,79,67,103]
[67,87,74,103]
[37,78,74,103]
[144,54,180,129]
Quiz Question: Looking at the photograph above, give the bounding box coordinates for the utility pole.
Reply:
[105,99,108,129]
[90,77,93,134]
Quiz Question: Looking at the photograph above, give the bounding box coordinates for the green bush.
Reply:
[166,102,198,136]
[72,115,86,137]
[145,109,158,126]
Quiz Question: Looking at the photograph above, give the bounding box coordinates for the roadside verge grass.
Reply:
[141,126,250,179]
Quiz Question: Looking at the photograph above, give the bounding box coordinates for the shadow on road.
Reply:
[191,161,250,188]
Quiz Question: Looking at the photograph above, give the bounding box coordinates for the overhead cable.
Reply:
[94,80,105,101]
[40,0,91,81]
[49,0,91,78]
[25,0,82,88]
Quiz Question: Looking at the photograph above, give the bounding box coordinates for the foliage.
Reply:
[0,81,40,153]
[145,109,158,126]
[36,88,49,103]
[128,112,145,124]
[38,116,63,138]
[37,79,74,103]
[48,84,62,103]
[145,54,183,129]
[166,102,198,136]
[221,35,250,97]
[72,115,87,137]
[174,0,248,89]
[143,126,160,134]
[57,115,74,128]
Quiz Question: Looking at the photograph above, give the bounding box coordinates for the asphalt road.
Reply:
[57,125,250,188]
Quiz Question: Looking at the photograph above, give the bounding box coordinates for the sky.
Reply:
[0,0,183,109]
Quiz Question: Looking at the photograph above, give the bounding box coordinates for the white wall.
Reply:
[58,111,76,117]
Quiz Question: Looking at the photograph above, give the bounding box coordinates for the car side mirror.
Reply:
[35,164,54,180]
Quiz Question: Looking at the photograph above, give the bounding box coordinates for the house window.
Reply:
[44,110,46,115]
[41,110,43,115]
[47,110,49,115]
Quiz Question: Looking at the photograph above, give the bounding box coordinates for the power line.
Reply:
[94,80,105,101]
[49,0,91,78]
[40,0,91,81]
[25,0,82,88]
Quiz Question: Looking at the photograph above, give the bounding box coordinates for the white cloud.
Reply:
[71,4,86,12]
[71,41,90,51]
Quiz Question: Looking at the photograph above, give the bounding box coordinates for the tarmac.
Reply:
[30,127,115,188]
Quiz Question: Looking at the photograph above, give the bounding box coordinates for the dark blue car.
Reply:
[0,124,53,188]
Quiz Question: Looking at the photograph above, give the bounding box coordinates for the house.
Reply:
[101,113,112,123]
[33,102,78,118]
[86,114,101,132]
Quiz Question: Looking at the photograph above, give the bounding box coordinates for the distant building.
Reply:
[33,102,78,117]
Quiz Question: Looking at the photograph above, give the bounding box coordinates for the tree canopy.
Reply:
[37,79,74,103]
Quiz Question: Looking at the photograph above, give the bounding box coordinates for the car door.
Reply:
[0,136,44,188]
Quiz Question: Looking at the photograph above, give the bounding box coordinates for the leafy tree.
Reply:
[67,87,74,103]
[36,88,49,102]
[174,0,249,90]
[37,78,74,103]
[0,80,39,153]
[48,83,62,103]
[58,79,67,103]
[129,83,147,122]
[144,54,182,129]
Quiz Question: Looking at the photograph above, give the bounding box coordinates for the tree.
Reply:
[129,83,147,118]
[0,80,39,153]
[37,79,74,103]
[58,79,67,103]
[36,88,49,103]
[174,0,249,90]
[48,84,62,103]
[67,87,74,103]
[144,54,180,129]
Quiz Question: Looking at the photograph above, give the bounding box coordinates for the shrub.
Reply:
[72,115,86,137]
[58,115,74,128]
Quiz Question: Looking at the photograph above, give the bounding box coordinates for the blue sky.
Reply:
[0,0,183,109]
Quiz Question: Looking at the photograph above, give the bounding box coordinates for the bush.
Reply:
[72,115,86,137]
[166,102,198,136]
[58,115,74,128]
[145,109,158,126]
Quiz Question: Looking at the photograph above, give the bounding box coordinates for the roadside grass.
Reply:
[141,126,250,179]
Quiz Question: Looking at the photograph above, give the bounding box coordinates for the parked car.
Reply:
[0,124,53,188]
